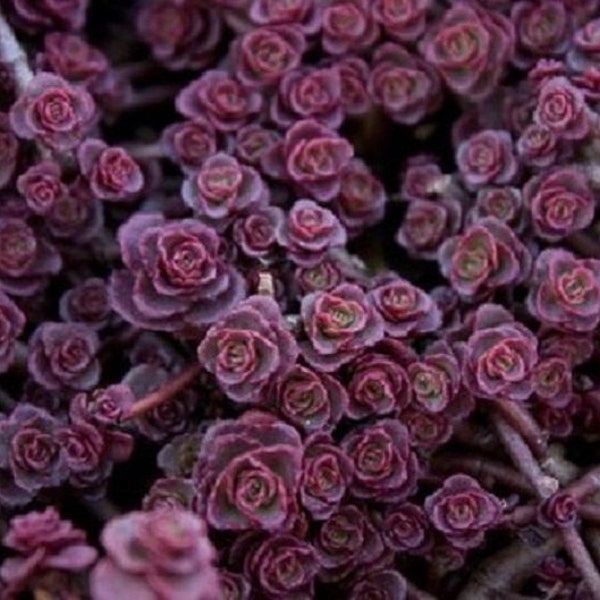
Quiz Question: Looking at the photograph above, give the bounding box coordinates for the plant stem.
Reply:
[565,466,600,500]
[561,526,600,599]
[584,527,600,565]
[0,10,53,161]
[432,453,534,495]
[578,504,600,525]
[502,505,538,527]
[580,504,600,524]
[490,400,547,459]
[0,9,32,93]
[493,416,558,498]
[120,364,201,421]
[457,530,562,600]
[4,547,46,597]
[540,443,580,485]
[494,417,600,597]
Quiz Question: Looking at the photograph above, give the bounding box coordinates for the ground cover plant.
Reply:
[2,0,600,598]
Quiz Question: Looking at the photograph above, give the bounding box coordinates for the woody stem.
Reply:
[494,416,600,598]
[120,364,201,421]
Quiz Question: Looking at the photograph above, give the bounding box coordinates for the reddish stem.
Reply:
[120,364,201,421]
[565,466,600,501]
[502,505,538,527]
[580,504,600,524]
[6,546,46,597]
[503,501,600,529]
